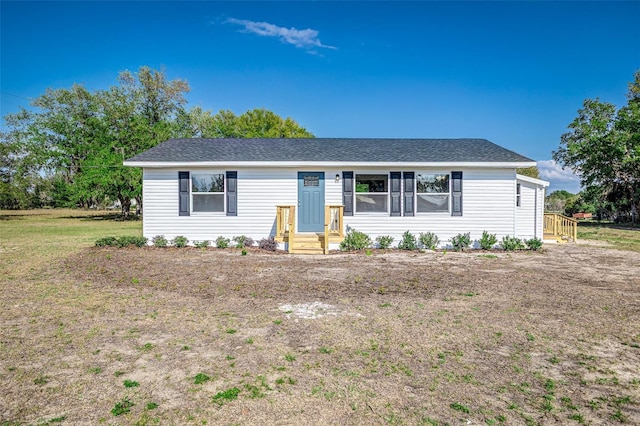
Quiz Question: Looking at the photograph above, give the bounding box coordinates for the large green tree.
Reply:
[1,66,314,213]
[0,131,41,209]
[180,107,313,139]
[92,67,190,215]
[1,67,190,214]
[1,84,105,208]
[553,71,640,222]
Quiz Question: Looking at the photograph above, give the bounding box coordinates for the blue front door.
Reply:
[298,172,325,232]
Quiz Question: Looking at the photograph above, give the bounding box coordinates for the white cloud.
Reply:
[538,160,582,193]
[225,18,336,52]
[538,160,580,182]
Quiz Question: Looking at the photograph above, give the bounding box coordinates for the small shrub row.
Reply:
[99,231,542,253]
[501,236,543,251]
[99,234,280,251]
[338,229,544,252]
[151,235,189,248]
[152,235,257,249]
[95,236,148,247]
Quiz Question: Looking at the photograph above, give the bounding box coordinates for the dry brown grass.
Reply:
[1,211,639,425]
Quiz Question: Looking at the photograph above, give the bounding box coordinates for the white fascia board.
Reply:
[516,173,550,187]
[124,161,537,168]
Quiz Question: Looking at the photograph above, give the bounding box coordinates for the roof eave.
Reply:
[124,160,537,168]
[516,173,550,187]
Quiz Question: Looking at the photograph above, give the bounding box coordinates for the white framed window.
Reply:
[191,173,225,213]
[516,183,521,207]
[355,174,388,213]
[416,173,450,213]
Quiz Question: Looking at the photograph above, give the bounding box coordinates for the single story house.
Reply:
[124,138,549,253]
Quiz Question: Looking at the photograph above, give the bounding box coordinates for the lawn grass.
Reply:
[577,220,640,251]
[0,209,141,276]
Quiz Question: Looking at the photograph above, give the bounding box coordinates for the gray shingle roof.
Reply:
[125,138,533,163]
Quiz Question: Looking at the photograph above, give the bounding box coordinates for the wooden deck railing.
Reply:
[544,213,578,242]
[324,205,344,254]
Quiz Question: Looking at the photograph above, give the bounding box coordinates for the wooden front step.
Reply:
[290,246,324,254]
[290,233,324,254]
[543,234,567,243]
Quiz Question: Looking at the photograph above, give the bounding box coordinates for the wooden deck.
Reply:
[544,213,578,243]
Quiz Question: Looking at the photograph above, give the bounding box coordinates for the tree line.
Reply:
[0,66,313,214]
[553,71,640,223]
[3,67,638,221]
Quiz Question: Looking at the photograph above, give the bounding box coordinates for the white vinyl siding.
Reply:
[515,177,546,240]
[141,167,541,248]
[142,167,345,244]
[343,168,516,248]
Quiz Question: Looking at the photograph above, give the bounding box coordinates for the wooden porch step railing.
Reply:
[544,213,578,242]
[324,205,344,254]
[276,205,344,254]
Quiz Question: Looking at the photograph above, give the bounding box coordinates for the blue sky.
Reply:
[2,1,639,192]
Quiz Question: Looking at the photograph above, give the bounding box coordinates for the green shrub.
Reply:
[116,236,148,247]
[419,231,440,250]
[215,236,230,248]
[172,236,188,248]
[232,235,255,248]
[340,229,372,251]
[258,236,278,251]
[194,240,210,249]
[95,236,118,247]
[525,237,543,251]
[501,235,524,251]
[451,232,471,251]
[375,235,394,249]
[398,231,418,250]
[152,235,168,247]
[478,231,497,250]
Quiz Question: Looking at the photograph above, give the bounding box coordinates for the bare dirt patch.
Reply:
[1,244,639,425]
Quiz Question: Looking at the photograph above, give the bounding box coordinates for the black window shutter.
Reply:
[343,171,354,216]
[178,171,190,216]
[451,171,463,216]
[226,171,237,216]
[390,171,401,216]
[403,172,415,216]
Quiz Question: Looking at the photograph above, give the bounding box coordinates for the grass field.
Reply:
[577,221,640,252]
[1,210,639,425]
[0,209,141,277]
